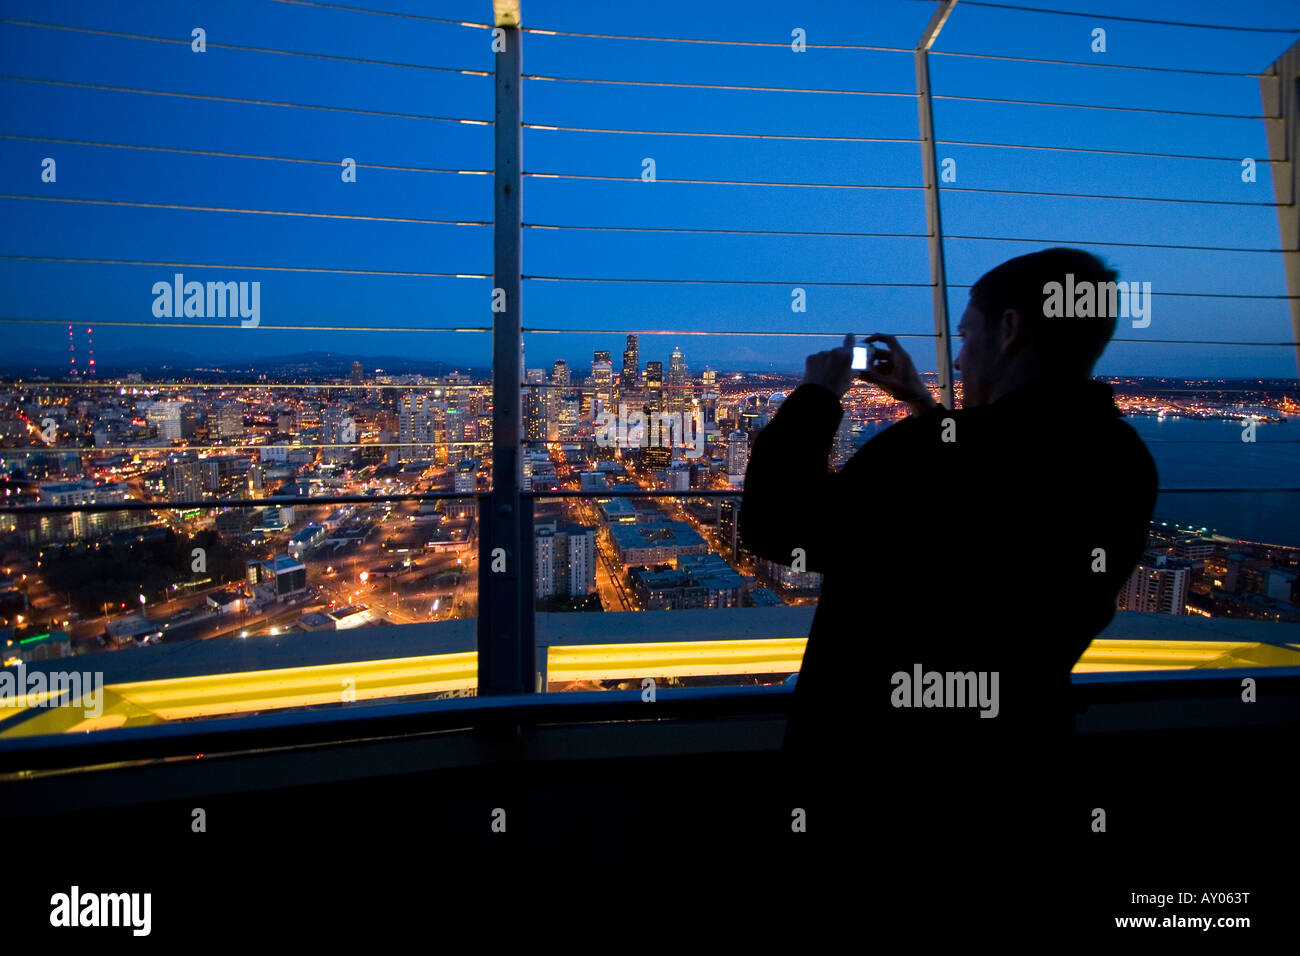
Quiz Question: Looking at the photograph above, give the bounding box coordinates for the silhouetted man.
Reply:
[740,248,1157,870]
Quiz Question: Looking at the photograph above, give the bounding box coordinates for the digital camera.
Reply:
[851,344,893,375]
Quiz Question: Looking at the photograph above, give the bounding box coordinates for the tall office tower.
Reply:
[725,430,748,487]
[620,334,640,394]
[1118,552,1193,615]
[591,350,614,417]
[215,404,246,441]
[667,346,687,414]
[350,361,364,386]
[523,369,547,443]
[445,371,472,404]
[550,359,571,390]
[700,366,718,429]
[640,442,672,472]
[645,361,664,413]
[322,403,353,464]
[557,398,581,441]
[446,405,467,446]
[534,529,557,600]
[398,391,437,460]
[545,360,571,439]
[717,497,741,561]
[164,455,204,500]
[147,401,197,441]
[442,377,466,454]
[429,398,450,465]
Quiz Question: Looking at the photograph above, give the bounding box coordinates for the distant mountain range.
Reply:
[0,348,486,378]
[2,347,1297,389]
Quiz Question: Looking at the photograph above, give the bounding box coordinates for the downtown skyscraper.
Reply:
[591,350,614,417]
[620,334,640,395]
[667,346,688,414]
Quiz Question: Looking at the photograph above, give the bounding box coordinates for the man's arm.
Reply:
[738,382,846,574]
[738,332,943,573]
[906,393,939,416]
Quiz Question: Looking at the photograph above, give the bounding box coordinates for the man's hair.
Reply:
[969,247,1120,373]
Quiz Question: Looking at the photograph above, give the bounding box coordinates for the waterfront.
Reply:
[1130,415,1300,549]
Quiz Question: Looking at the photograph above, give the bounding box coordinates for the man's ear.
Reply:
[999,307,1026,356]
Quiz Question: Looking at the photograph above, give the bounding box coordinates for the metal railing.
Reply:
[1,2,1298,772]
[3,662,1298,781]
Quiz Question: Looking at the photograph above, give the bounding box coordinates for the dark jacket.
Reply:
[740,377,1157,837]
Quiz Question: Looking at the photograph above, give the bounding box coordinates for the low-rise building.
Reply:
[609,521,707,567]
[247,555,308,601]
[105,614,163,646]
[298,604,373,631]
[7,629,73,663]
[288,522,327,558]
[206,590,245,615]
[629,553,744,609]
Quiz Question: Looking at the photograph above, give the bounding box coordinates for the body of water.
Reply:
[1129,415,1300,548]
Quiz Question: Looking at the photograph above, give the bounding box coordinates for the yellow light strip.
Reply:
[1,637,1296,738]
[546,638,807,682]
[0,653,476,737]
[1076,638,1300,671]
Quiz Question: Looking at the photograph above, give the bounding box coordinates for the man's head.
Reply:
[954,248,1120,407]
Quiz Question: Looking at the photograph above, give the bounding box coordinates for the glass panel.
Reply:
[0,496,482,737]
[0,2,493,738]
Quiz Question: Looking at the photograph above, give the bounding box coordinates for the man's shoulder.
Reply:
[960,390,1152,457]
[780,383,842,414]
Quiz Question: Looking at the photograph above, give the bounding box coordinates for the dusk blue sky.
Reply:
[2,0,1299,378]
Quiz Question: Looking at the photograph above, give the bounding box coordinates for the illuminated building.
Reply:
[534,523,597,599]
[1118,552,1194,614]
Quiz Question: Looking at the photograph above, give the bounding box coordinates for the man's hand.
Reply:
[801,333,858,398]
[859,333,936,411]
[802,333,937,411]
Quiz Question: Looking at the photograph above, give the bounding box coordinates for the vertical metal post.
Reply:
[915,1,957,410]
[1260,39,1300,380]
[479,16,535,698]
